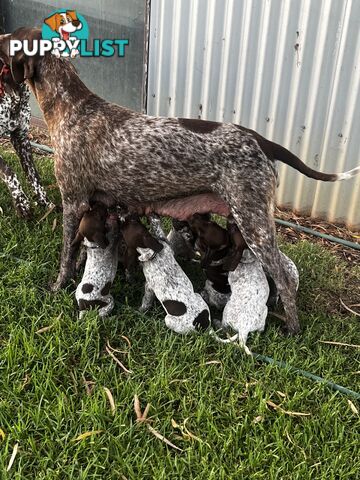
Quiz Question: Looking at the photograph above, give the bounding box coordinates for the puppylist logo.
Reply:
[9,9,129,58]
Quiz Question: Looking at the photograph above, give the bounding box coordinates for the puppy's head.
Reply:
[120,215,163,252]
[72,202,109,248]
[188,214,229,250]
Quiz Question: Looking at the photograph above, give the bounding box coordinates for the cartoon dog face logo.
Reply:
[44,10,83,57]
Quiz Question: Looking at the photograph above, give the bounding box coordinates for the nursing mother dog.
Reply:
[1,27,359,335]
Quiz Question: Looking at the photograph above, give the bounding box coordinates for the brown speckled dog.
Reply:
[2,27,359,334]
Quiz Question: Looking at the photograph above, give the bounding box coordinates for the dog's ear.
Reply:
[92,232,109,249]
[71,230,84,248]
[66,10,78,21]
[124,248,138,271]
[222,251,243,272]
[200,246,214,268]
[8,28,42,84]
[144,234,163,253]
[44,13,62,32]
[10,52,38,84]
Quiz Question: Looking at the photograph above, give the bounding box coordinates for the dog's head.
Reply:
[120,215,164,253]
[44,11,82,39]
[0,27,42,86]
[72,202,110,249]
[188,213,230,267]
[0,48,18,96]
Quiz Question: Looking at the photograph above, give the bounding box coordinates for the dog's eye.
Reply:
[60,18,66,24]
[67,16,72,22]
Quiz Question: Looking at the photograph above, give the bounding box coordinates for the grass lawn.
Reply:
[0,146,359,479]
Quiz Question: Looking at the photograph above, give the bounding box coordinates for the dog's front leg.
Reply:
[0,154,32,217]
[52,202,82,291]
[10,131,54,210]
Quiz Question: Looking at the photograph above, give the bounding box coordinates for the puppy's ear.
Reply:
[124,248,138,271]
[92,232,109,249]
[44,13,62,32]
[200,246,214,268]
[144,235,163,253]
[222,251,243,272]
[71,231,84,247]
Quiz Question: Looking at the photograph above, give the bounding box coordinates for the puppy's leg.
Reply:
[139,282,155,312]
[218,174,300,335]
[0,154,31,218]
[10,130,54,209]
[52,201,81,291]
[99,295,115,318]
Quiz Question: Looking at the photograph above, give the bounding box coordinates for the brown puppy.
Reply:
[120,215,163,271]
[223,216,248,271]
[188,213,229,267]
[71,202,109,249]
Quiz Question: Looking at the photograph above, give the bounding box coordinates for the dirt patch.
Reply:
[275,207,360,264]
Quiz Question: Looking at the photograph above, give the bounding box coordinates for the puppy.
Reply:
[167,218,197,260]
[185,214,232,310]
[121,215,211,334]
[71,202,109,249]
[74,205,119,318]
[220,249,270,353]
[220,250,299,352]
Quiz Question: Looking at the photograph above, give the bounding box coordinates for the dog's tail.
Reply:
[269,140,360,182]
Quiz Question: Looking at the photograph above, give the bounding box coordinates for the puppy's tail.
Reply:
[271,141,360,182]
[210,330,252,354]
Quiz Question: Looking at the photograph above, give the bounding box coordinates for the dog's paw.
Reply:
[139,304,150,313]
[52,49,61,58]
[282,323,301,336]
[70,49,80,58]
[14,201,32,219]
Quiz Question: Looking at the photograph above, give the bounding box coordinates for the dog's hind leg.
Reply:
[10,130,54,209]
[217,174,300,335]
[52,201,82,291]
[0,154,31,217]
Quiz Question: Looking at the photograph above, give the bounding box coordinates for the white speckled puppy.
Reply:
[121,215,211,333]
[220,249,270,353]
[220,250,299,352]
[74,205,119,318]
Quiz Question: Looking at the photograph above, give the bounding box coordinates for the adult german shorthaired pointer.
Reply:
[0,48,52,217]
[1,28,359,335]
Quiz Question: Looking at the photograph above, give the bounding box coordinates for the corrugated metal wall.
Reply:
[147,0,360,229]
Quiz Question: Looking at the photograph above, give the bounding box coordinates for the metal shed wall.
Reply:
[147,0,360,229]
